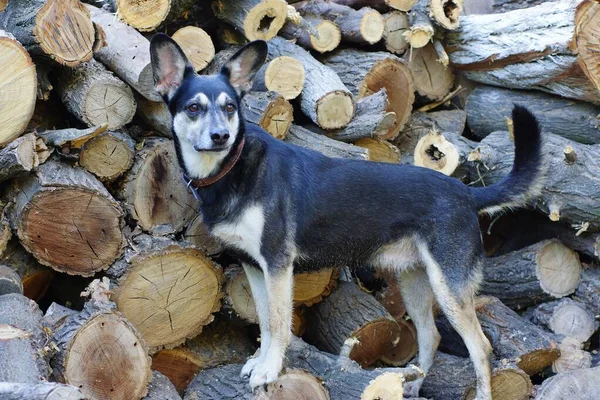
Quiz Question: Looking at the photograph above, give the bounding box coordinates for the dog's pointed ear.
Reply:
[220,41,268,96]
[150,33,194,100]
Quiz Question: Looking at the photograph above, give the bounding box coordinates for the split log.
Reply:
[534,365,600,399]
[0,240,53,301]
[172,26,215,72]
[552,337,592,374]
[467,130,600,230]
[267,37,354,130]
[407,42,454,102]
[116,137,199,235]
[184,214,223,257]
[50,298,152,400]
[532,298,598,343]
[0,0,94,66]
[421,353,532,400]
[0,133,41,184]
[304,281,402,367]
[413,131,475,178]
[87,5,160,101]
[382,11,409,54]
[37,125,107,149]
[0,293,49,382]
[0,382,84,400]
[405,0,434,48]
[294,1,384,45]
[54,59,136,130]
[480,240,582,309]
[241,91,294,139]
[575,267,600,317]
[324,49,414,139]
[0,31,36,147]
[212,0,288,41]
[287,125,369,160]
[445,0,600,105]
[135,96,173,138]
[151,319,256,393]
[437,296,560,375]
[465,85,600,144]
[490,0,574,13]
[78,131,136,182]
[144,371,182,400]
[0,265,21,295]
[113,0,194,31]
[278,15,341,53]
[252,56,305,100]
[355,138,401,164]
[6,160,124,276]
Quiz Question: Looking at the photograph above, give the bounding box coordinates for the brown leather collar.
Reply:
[187,137,246,188]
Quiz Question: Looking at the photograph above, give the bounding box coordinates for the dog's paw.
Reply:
[240,356,263,378]
[403,379,423,398]
[248,359,282,390]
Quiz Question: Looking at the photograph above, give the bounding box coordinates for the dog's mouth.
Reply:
[193,146,229,153]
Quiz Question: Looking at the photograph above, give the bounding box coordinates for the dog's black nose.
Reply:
[210,131,230,145]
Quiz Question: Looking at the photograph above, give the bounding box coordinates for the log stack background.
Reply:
[1,0,600,398]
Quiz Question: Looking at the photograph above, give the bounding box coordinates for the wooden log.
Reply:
[304,281,402,367]
[429,0,463,29]
[78,130,136,182]
[0,264,21,295]
[467,130,600,230]
[278,15,341,53]
[144,371,182,400]
[382,11,409,54]
[405,0,434,48]
[6,160,124,276]
[1,239,54,301]
[113,0,194,32]
[172,26,215,72]
[421,353,532,400]
[534,365,600,399]
[151,318,256,393]
[329,0,419,11]
[252,57,305,100]
[267,37,355,130]
[379,318,418,366]
[292,306,306,336]
[437,295,560,375]
[324,49,414,139]
[135,96,173,138]
[184,214,223,257]
[241,91,293,139]
[355,138,401,164]
[221,265,257,323]
[575,267,600,317]
[407,41,454,102]
[412,131,475,178]
[37,125,107,148]
[116,137,199,235]
[0,133,40,184]
[488,0,554,13]
[0,382,85,400]
[532,298,598,343]
[54,59,136,130]
[0,293,48,382]
[0,209,10,258]
[0,0,94,66]
[286,125,370,160]
[446,0,600,104]
[50,297,152,400]
[87,5,160,101]
[294,268,338,306]
[551,337,592,374]
[0,31,36,147]
[480,240,582,309]
[212,0,287,41]
[465,85,600,144]
[294,1,384,45]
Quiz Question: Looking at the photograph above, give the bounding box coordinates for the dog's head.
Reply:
[149,34,267,177]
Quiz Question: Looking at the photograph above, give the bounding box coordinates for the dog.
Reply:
[149,34,544,399]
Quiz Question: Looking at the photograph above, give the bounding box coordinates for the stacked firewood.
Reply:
[1,0,600,399]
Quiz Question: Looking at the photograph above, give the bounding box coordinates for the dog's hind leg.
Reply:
[398,266,440,397]
[248,263,294,389]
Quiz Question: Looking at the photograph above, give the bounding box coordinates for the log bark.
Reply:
[54,59,136,130]
[114,0,195,31]
[437,295,560,375]
[330,0,411,12]
[172,26,215,72]
[480,240,582,309]
[575,267,600,317]
[252,56,306,100]
[0,31,36,147]
[534,365,600,399]
[116,137,199,235]
[465,85,600,144]
[278,15,341,53]
[304,281,402,367]
[87,5,160,101]
[382,11,409,54]
[0,264,22,295]
[0,382,85,400]
[212,0,288,41]
[267,37,355,130]
[50,298,152,400]
[446,0,600,104]
[467,130,600,230]
[406,0,434,48]
[412,131,476,178]
[407,41,454,101]
[135,96,173,138]
[151,318,256,393]
[6,160,124,276]
[184,214,223,257]
[294,1,384,45]
[421,353,532,400]
[241,91,294,139]
[37,125,107,148]
[144,371,182,400]
[324,49,414,139]
[78,130,136,182]
[532,298,598,343]
[0,133,40,183]
[286,125,370,160]
[0,0,94,66]
[355,138,401,164]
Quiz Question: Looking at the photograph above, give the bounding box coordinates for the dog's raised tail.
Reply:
[471,105,544,215]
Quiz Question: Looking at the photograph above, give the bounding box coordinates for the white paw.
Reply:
[240,356,263,378]
[248,358,282,390]
[403,379,423,398]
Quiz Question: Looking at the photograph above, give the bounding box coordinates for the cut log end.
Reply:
[316,90,355,129]
[574,1,600,92]
[172,26,216,72]
[406,26,433,49]
[360,372,404,400]
[355,138,401,164]
[260,369,329,400]
[79,132,135,182]
[350,318,402,367]
[360,9,385,45]
[414,132,460,175]
[387,0,418,12]
[383,11,409,54]
[0,264,22,295]
[264,56,305,100]
[430,0,462,30]
[293,268,337,306]
[242,0,288,40]
[85,81,136,129]
[465,365,532,400]
[115,0,170,32]
[379,318,417,367]
[225,266,257,323]
[310,20,342,53]
[242,91,294,139]
[552,338,592,374]
[536,241,581,298]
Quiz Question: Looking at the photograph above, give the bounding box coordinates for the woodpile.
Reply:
[0,0,599,398]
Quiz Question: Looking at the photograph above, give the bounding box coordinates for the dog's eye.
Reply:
[225,103,235,113]
[187,103,200,113]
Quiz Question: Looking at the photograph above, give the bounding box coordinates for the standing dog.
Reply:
[150,35,544,399]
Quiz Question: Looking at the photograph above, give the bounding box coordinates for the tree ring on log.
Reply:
[350,318,401,367]
[463,365,532,400]
[574,1,600,91]
[84,83,136,129]
[310,20,342,53]
[242,0,287,41]
[115,0,170,32]
[361,371,404,400]
[430,0,462,30]
[379,318,418,367]
[414,132,460,175]
[261,369,330,400]
[536,241,581,298]
[293,268,336,307]
[225,269,257,323]
[264,56,305,100]
[316,90,355,130]
[360,9,385,45]
[172,26,215,72]
[79,132,135,182]
[550,303,596,342]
